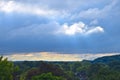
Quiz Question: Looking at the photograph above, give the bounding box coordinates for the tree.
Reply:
[31,72,66,80]
[0,56,19,80]
[25,61,67,80]
[0,56,13,80]
[88,63,120,80]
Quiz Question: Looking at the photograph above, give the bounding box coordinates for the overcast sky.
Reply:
[0,0,120,56]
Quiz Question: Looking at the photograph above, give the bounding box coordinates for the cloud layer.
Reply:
[0,0,120,54]
[0,1,59,18]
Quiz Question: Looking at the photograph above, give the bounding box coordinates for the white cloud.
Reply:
[0,0,118,21]
[57,22,104,36]
[78,8,101,19]
[0,1,61,19]
[60,22,85,35]
[72,0,118,19]
[85,26,104,35]
[1,0,116,20]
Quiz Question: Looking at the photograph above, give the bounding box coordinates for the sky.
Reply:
[0,0,120,61]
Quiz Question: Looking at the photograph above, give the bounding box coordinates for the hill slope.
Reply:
[93,54,120,63]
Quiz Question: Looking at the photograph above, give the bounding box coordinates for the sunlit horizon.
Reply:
[4,52,119,61]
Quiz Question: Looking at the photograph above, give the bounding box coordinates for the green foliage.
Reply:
[76,60,91,72]
[12,55,120,80]
[25,68,40,80]
[20,72,27,80]
[88,63,120,80]
[23,62,68,80]
[93,55,120,64]
[31,72,66,80]
[0,56,19,80]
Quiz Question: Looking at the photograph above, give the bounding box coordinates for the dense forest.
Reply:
[0,55,120,80]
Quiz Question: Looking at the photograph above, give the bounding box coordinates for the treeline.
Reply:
[0,55,120,80]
